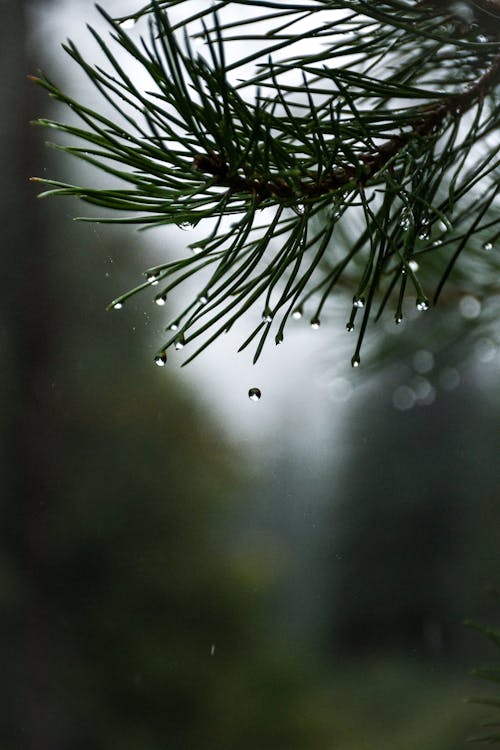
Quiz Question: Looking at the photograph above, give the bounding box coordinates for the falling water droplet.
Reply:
[351,355,360,368]
[119,17,136,29]
[482,240,493,251]
[416,297,430,311]
[353,295,365,309]
[155,293,167,306]
[292,308,303,320]
[248,387,261,402]
[310,317,321,330]
[154,351,167,367]
[112,301,123,310]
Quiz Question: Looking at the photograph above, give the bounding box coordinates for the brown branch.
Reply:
[193,50,500,204]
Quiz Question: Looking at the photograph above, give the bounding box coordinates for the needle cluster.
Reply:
[32,0,500,367]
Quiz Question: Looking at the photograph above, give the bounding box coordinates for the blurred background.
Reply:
[1,1,499,748]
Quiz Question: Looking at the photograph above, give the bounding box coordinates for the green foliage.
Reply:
[32,1,499,367]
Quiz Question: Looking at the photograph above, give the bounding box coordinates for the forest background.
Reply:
[1,1,499,748]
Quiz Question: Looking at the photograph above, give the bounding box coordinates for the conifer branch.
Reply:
[31,0,500,367]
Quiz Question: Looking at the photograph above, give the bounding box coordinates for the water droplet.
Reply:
[418,227,430,241]
[409,259,419,272]
[400,207,413,231]
[416,297,430,311]
[155,293,167,306]
[174,334,185,350]
[119,17,136,29]
[293,203,305,215]
[395,314,403,325]
[248,387,261,402]
[476,33,488,43]
[177,221,192,230]
[292,308,302,320]
[351,355,360,368]
[459,295,481,319]
[346,321,354,332]
[353,295,365,308]
[432,239,443,247]
[310,317,320,330]
[147,272,160,286]
[169,321,179,331]
[275,332,284,345]
[112,301,123,310]
[154,351,167,367]
[198,294,208,305]
[262,310,273,323]
[482,241,493,251]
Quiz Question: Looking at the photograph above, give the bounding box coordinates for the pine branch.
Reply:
[31,0,500,367]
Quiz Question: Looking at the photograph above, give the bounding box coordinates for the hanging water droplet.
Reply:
[353,295,365,309]
[416,297,430,311]
[400,207,412,231]
[174,334,185,350]
[292,308,303,320]
[169,321,179,332]
[395,314,403,325]
[476,33,488,43]
[310,317,320,330]
[409,259,419,272]
[155,293,167,306]
[154,351,167,367]
[346,321,354,332]
[275,332,284,345]
[262,310,273,323]
[432,239,443,247]
[351,355,360,368]
[418,227,430,240]
[177,221,192,230]
[112,301,123,310]
[248,387,261,402]
[294,203,305,215]
[482,240,493,251]
[119,17,136,29]
[198,294,208,305]
[147,272,160,286]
